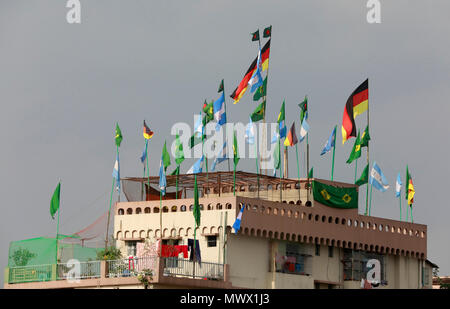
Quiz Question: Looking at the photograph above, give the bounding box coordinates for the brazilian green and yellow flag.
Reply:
[115,123,123,147]
[312,181,358,209]
[233,131,240,166]
[203,100,214,125]
[253,77,267,101]
[175,133,184,166]
[355,164,369,186]
[346,130,361,164]
[50,182,61,219]
[162,141,171,172]
[360,125,371,148]
[250,100,266,122]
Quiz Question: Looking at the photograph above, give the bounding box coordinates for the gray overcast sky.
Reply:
[1,0,449,285]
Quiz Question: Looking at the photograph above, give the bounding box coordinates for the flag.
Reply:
[277,100,286,139]
[162,141,171,171]
[263,25,272,38]
[218,79,224,93]
[233,132,240,166]
[140,140,148,164]
[187,156,204,174]
[213,92,227,131]
[355,164,369,186]
[112,152,120,193]
[320,126,336,156]
[299,118,310,142]
[158,154,167,196]
[395,172,402,198]
[115,123,123,147]
[298,96,308,124]
[248,49,263,93]
[406,166,415,205]
[360,125,371,148]
[189,134,205,149]
[250,100,266,122]
[346,130,361,164]
[312,180,358,209]
[175,133,185,166]
[369,162,389,192]
[342,79,369,144]
[50,182,61,219]
[271,130,279,144]
[273,138,280,171]
[284,122,298,147]
[143,120,154,140]
[193,175,201,227]
[203,100,214,125]
[308,167,314,178]
[245,117,256,145]
[211,142,227,171]
[230,39,270,104]
[253,76,267,101]
[194,114,204,138]
[232,205,245,234]
[251,30,260,41]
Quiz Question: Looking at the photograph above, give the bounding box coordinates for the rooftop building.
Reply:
[4,172,436,289]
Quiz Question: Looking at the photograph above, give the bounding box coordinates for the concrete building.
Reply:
[4,172,436,289]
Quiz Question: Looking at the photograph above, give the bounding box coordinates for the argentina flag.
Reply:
[213,92,226,131]
[369,162,390,192]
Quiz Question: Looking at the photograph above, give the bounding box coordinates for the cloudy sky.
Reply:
[1,0,449,285]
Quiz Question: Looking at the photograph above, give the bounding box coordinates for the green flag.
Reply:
[263,25,272,38]
[273,138,280,170]
[218,79,224,93]
[250,100,266,122]
[175,133,185,165]
[405,165,411,201]
[312,180,358,209]
[277,100,285,124]
[355,164,369,186]
[189,134,205,149]
[360,125,371,148]
[193,175,201,227]
[162,141,171,171]
[346,130,361,164]
[251,30,260,42]
[308,167,314,178]
[298,96,308,124]
[115,123,123,147]
[203,100,214,125]
[253,76,267,101]
[233,132,240,166]
[50,182,61,219]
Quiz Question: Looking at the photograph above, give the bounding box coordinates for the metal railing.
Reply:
[106,256,158,278]
[57,261,101,280]
[162,257,224,280]
[8,264,53,284]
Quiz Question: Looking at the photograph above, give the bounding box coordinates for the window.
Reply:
[315,244,320,256]
[207,235,217,247]
[328,246,334,258]
[274,241,312,276]
[125,241,137,256]
[343,249,386,282]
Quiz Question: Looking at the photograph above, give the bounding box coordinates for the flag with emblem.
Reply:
[250,100,266,122]
[406,166,415,205]
[369,162,390,192]
[115,123,123,147]
[360,125,371,148]
[277,100,286,139]
[346,130,361,164]
[251,30,260,42]
[263,25,272,38]
[298,96,308,124]
[312,180,358,209]
[355,164,369,186]
[253,76,267,101]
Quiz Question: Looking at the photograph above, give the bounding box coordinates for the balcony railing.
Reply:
[6,256,226,285]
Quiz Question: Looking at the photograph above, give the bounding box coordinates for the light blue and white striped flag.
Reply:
[369,162,390,192]
[211,142,227,171]
[112,152,120,193]
[245,117,256,145]
[395,172,402,198]
[187,155,204,174]
[232,204,245,234]
[299,118,310,142]
[213,92,226,131]
[158,154,166,196]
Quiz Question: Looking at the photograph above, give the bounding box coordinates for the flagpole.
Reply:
[365,79,370,216]
[221,80,231,173]
[116,146,120,202]
[56,180,61,264]
[331,126,336,181]
[399,196,402,221]
[255,140,260,199]
[142,140,147,201]
[262,30,272,176]
[279,138,282,202]
[355,158,358,183]
[410,205,413,223]
[306,133,310,203]
[295,144,301,202]
[105,177,116,250]
[368,182,373,216]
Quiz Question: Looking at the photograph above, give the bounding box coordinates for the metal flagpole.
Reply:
[399,195,402,221]
[331,127,336,181]
[105,177,115,250]
[365,79,370,216]
[295,144,301,202]
[56,180,61,264]
[369,182,373,216]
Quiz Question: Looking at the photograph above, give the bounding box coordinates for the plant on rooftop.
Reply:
[10,248,37,266]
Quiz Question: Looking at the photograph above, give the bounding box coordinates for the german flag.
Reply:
[230,39,271,104]
[341,79,369,144]
[143,120,154,140]
[284,122,298,147]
